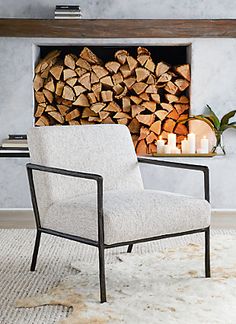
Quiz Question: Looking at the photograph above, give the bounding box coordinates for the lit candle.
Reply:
[164,145,172,154]
[168,133,176,149]
[200,136,209,154]
[171,147,181,154]
[181,138,189,154]
[187,133,196,154]
[156,136,165,153]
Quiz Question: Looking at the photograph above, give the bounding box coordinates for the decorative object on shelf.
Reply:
[54,5,82,19]
[181,105,236,155]
[156,136,165,153]
[0,134,28,151]
[187,133,196,154]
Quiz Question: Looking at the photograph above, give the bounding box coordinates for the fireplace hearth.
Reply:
[33,45,191,154]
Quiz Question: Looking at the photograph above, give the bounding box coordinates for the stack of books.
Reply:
[54,5,82,19]
[0,134,28,152]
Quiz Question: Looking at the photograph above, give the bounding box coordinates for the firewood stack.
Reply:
[33,47,190,154]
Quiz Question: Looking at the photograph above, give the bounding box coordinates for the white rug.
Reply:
[1,229,236,323]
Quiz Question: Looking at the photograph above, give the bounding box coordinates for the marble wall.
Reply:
[0,1,236,209]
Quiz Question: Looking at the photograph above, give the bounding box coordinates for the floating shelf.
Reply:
[0,19,235,38]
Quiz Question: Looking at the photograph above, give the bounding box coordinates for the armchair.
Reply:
[26,124,211,303]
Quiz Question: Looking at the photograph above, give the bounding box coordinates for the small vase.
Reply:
[212,131,225,155]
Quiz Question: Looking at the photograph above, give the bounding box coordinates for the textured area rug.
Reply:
[1,230,236,323]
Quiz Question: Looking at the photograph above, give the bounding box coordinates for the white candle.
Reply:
[200,136,209,154]
[156,136,165,153]
[187,133,196,154]
[168,133,176,149]
[171,147,181,154]
[181,138,189,154]
[164,145,172,154]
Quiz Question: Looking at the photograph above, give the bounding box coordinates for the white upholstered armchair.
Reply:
[27,124,211,303]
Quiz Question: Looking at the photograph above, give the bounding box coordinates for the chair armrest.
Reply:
[26,163,104,245]
[137,157,210,202]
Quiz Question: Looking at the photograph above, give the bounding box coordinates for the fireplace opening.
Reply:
[33,44,191,155]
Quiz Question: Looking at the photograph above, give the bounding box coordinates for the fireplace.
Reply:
[33,44,191,154]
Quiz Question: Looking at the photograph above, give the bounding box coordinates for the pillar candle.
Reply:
[187,133,196,154]
[168,133,176,149]
[200,136,209,154]
[171,147,181,154]
[156,136,165,153]
[181,138,189,154]
[164,145,172,154]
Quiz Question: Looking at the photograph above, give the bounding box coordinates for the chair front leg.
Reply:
[30,230,41,271]
[98,245,106,303]
[205,227,211,278]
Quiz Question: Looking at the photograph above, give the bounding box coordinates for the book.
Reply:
[1,139,28,148]
[8,134,27,140]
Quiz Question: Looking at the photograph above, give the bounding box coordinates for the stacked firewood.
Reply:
[33,47,190,154]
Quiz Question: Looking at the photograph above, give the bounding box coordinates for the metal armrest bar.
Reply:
[137,157,210,202]
[26,163,103,181]
[26,162,104,245]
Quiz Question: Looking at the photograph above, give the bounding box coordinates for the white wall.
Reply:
[0,1,236,209]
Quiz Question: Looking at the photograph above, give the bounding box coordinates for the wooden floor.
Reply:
[0,210,236,229]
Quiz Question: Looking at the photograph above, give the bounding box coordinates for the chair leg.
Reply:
[98,245,106,303]
[205,227,211,278]
[127,244,133,253]
[30,230,41,271]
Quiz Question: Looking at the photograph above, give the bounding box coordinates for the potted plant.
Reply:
[182,105,236,154]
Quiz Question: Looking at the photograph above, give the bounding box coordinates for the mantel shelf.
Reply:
[0,19,236,38]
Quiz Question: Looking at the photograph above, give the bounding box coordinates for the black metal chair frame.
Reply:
[26,157,211,303]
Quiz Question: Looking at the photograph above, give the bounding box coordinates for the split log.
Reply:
[64,54,76,70]
[141,101,156,112]
[176,64,191,81]
[105,61,120,74]
[120,64,132,78]
[128,118,140,134]
[92,65,109,79]
[80,47,101,65]
[122,97,131,112]
[135,67,150,82]
[35,115,50,126]
[155,110,169,121]
[101,90,113,102]
[145,58,155,73]
[33,74,44,91]
[175,79,190,91]
[76,58,91,71]
[55,81,65,96]
[63,69,77,80]
[131,105,145,118]
[155,62,170,77]
[150,120,161,135]
[114,49,128,64]
[138,127,150,140]
[136,114,155,126]
[35,104,45,117]
[130,96,142,105]
[136,139,148,155]
[127,56,138,71]
[43,89,53,103]
[132,82,147,95]
[62,85,75,101]
[112,72,123,85]
[146,132,158,144]
[175,123,188,135]
[90,103,106,113]
[163,119,176,133]
[104,101,121,112]
[123,77,136,90]
[65,109,80,121]
[151,93,160,103]
[50,65,63,80]
[48,111,64,124]
[78,73,91,90]
[73,93,89,106]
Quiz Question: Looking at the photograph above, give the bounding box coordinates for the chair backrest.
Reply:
[27,124,143,214]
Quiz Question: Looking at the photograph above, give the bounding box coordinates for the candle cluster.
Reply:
[156,133,209,154]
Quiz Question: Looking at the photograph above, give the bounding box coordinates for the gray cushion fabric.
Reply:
[43,189,211,245]
[27,124,211,245]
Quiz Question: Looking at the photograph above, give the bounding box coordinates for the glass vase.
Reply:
[212,131,225,155]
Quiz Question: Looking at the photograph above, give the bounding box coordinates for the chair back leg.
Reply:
[30,230,41,271]
[205,227,211,278]
[98,245,106,303]
[127,244,133,253]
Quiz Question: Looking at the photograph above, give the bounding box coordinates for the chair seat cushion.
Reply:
[43,190,211,245]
